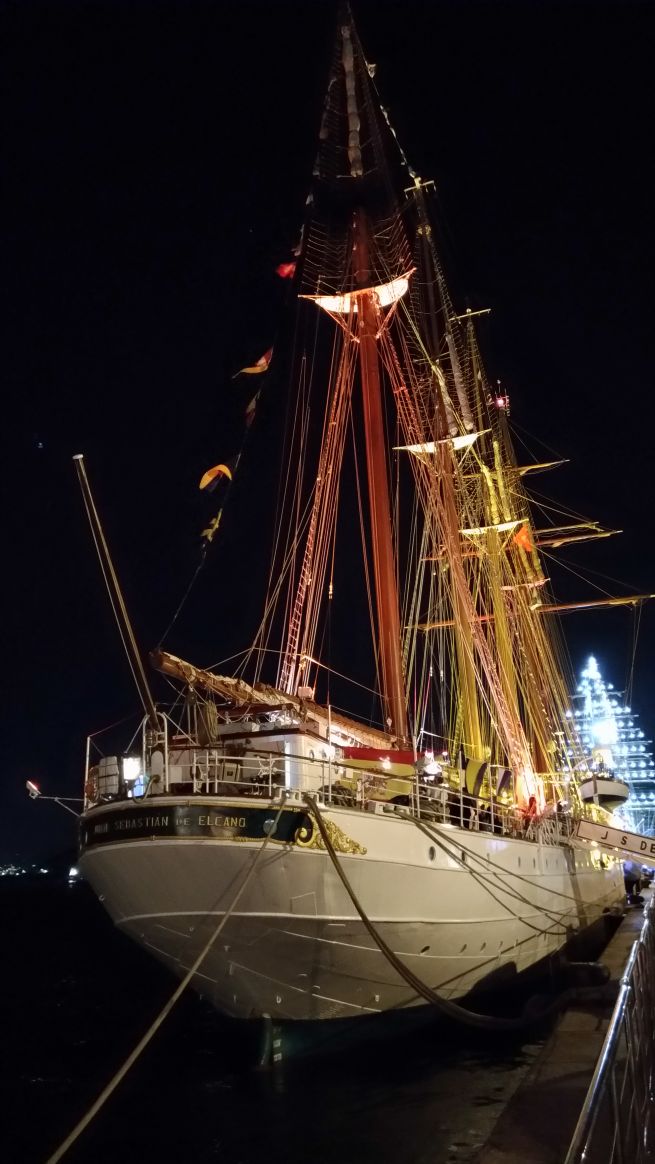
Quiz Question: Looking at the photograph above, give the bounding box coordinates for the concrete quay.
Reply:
[475,896,649,1164]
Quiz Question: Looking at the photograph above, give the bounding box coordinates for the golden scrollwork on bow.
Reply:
[295,814,367,855]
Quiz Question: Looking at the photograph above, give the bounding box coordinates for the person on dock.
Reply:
[623,860,644,905]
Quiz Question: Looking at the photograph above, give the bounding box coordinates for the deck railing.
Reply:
[564,895,655,1164]
[84,737,577,847]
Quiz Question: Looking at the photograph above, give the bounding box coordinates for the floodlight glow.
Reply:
[592,718,618,747]
[122,757,141,783]
[422,751,442,776]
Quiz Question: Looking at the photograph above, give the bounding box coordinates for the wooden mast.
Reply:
[338,17,407,740]
[353,208,408,740]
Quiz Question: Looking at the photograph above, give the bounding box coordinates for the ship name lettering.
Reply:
[191,814,248,828]
[94,823,109,834]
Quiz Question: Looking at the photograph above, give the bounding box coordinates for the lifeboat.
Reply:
[578,775,630,810]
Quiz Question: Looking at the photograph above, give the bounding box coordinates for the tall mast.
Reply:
[338,17,407,739]
[414,187,484,759]
[353,208,408,739]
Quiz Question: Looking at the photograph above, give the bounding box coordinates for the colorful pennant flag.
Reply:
[276,262,296,279]
[464,758,487,797]
[245,390,261,429]
[233,347,273,377]
[513,524,534,553]
[496,768,513,796]
[292,225,305,257]
[201,508,223,545]
[199,462,233,492]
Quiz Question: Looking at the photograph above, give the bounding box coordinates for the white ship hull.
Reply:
[79,796,625,1023]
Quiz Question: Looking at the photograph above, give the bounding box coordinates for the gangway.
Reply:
[576,818,655,863]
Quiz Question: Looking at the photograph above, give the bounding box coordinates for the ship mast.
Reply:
[413,186,485,761]
[344,22,407,740]
[353,207,407,739]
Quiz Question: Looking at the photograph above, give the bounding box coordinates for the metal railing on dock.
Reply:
[565,895,655,1164]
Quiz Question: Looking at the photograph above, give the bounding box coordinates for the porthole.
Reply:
[428,846,436,861]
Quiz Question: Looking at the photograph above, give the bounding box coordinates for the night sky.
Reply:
[4,0,655,862]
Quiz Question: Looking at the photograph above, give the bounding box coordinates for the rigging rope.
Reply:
[75,457,154,722]
[403,816,574,930]
[45,793,289,1164]
[412,815,597,905]
[625,602,642,708]
[156,557,206,648]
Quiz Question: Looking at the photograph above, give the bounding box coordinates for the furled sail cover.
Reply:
[305,273,412,315]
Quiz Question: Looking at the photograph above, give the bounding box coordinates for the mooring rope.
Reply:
[45,792,289,1164]
[304,794,578,1032]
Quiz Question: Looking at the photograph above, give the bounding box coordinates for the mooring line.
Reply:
[304,794,574,1032]
[45,792,288,1164]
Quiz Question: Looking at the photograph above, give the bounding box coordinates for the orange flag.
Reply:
[513,524,534,553]
[199,463,233,491]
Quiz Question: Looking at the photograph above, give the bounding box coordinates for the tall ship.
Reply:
[573,655,655,830]
[77,9,634,1040]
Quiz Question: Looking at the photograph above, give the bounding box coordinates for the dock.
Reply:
[476,896,650,1164]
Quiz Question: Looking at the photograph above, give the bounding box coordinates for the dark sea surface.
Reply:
[2,880,547,1164]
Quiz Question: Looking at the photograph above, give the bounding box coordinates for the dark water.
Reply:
[2,881,546,1164]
